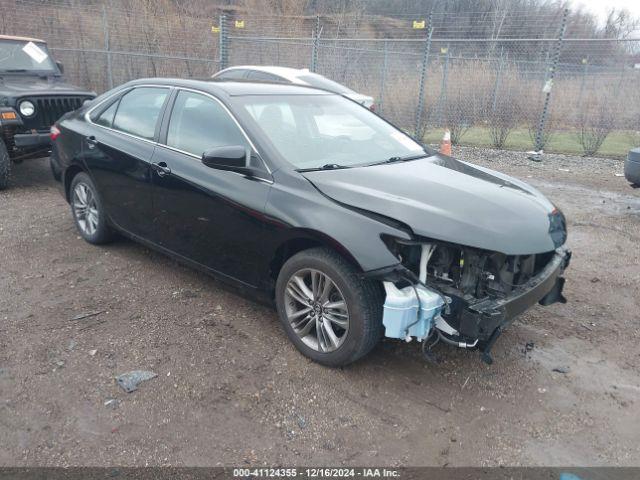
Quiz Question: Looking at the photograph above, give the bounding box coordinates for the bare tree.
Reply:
[576,96,616,156]
[604,8,640,40]
[443,84,478,145]
[488,89,521,149]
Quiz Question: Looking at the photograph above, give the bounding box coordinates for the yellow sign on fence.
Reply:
[412,20,425,29]
[211,25,220,33]
[235,20,245,28]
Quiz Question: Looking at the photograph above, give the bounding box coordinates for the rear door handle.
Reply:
[151,161,171,177]
[85,136,98,149]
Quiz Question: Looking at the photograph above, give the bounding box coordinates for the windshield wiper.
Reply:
[378,153,429,165]
[297,163,350,172]
[2,69,29,73]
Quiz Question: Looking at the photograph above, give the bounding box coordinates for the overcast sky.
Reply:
[571,0,640,24]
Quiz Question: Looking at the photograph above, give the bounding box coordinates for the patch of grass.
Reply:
[423,127,640,158]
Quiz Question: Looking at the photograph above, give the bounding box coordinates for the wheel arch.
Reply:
[63,164,86,202]
[269,229,363,288]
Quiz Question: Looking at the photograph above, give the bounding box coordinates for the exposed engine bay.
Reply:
[379,239,571,364]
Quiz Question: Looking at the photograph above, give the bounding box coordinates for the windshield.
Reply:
[239,94,425,170]
[297,73,355,94]
[0,39,57,73]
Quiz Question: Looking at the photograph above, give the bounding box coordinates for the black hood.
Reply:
[0,75,94,98]
[302,154,561,255]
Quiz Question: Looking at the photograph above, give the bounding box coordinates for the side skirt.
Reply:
[108,220,274,306]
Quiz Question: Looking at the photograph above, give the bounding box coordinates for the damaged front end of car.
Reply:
[301,151,572,363]
[368,232,571,364]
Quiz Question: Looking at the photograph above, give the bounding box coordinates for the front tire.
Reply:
[275,247,383,367]
[69,172,114,244]
[0,138,10,190]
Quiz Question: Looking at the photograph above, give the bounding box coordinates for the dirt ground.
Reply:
[0,147,639,467]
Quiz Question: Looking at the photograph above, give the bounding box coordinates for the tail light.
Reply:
[50,125,61,141]
[369,104,376,112]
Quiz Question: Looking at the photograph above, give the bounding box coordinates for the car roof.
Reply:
[125,77,334,97]
[217,65,310,82]
[0,34,46,43]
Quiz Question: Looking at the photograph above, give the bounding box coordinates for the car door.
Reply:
[83,86,170,238]
[149,88,272,287]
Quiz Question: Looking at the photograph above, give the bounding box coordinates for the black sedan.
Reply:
[51,78,570,367]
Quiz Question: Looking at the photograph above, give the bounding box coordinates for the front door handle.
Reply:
[151,161,171,177]
[85,136,98,149]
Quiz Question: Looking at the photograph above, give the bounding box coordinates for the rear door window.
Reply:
[112,87,169,140]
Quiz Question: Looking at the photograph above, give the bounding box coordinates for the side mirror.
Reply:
[55,61,64,74]
[202,145,252,175]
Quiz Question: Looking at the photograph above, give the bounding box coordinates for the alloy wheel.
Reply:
[284,268,349,352]
[72,182,99,236]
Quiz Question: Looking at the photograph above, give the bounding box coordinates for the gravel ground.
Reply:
[0,148,639,467]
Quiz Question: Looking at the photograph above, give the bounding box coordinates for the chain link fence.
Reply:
[2,0,639,156]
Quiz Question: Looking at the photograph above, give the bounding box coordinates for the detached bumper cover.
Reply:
[460,246,571,341]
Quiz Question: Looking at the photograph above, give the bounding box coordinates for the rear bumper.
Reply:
[14,132,51,149]
[459,246,571,341]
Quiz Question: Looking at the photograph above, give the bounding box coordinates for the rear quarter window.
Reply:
[246,71,286,82]
[215,69,248,80]
[92,100,118,128]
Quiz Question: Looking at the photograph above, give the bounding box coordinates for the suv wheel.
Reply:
[0,138,10,190]
[275,247,383,367]
[69,172,114,244]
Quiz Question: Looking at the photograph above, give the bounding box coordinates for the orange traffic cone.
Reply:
[440,129,452,156]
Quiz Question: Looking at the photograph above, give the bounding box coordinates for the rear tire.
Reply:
[275,247,383,367]
[0,138,10,190]
[69,172,114,244]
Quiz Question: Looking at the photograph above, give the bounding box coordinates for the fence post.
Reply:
[102,5,113,90]
[435,45,450,127]
[378,40,389,114]
[414,14,433,139]
[219,14,229,70]
[310,15,320,72]
[534,8,568,152]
